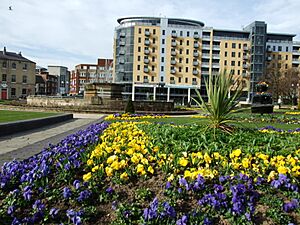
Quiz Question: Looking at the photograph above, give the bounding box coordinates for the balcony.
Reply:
[119,41,125,46]
[243,64,249,69]
[292,59,300,64]
[119,59,125,64]
[212,63,220,68]
[201,72,209,76]
[193,52,199,57]
[144,59,150,64]
[171,32,177,38]
[192,81,198,85]
[212,54,220,59]
[243,55,249,60]
[202,44,210,50]
[213,36,221,41]
[171,50,177,56]
[293,50,300,55]
[120,32,126,37]
[243,46,249,51]
[144,68,149,73]
[171,41,177,47]
[170,80,175,84]
[194,34,200,39]
[194,43,199,48]
[193,70,199,75]
[193,61,199,66]
[212,45,220,50]
[171,60,177,65]
[145,40,150,46]
[144,49,150,55]
[202,53,210,59]
[119,50,125,55]
[202,35,210,41]
[201,62,210,68]
[171,69,176,74]
[145,31,150,36]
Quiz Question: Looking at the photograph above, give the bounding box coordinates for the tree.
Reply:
[192,71,243,134]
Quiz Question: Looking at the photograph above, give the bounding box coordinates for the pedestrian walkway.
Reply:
[0,113,105,166]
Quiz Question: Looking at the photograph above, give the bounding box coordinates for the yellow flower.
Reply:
[153,146,159,152]
[120,172,129,180]
[147,166,154,174]
[204,153,212,164]
[107,155,118,164]
[92,165,99,172]
[141,158,149,165]
[242,158,250,169]
[87,159,94,166]
[111,161,121,170]
[268,171,277,182]
[105,167,114,177]
[179,157,189,167]
[83,172,92,182]
[277,166,289,174]
[230,149,242,158]
[137,164,146,175]
[131,155,140,164]
[167,174,174,181]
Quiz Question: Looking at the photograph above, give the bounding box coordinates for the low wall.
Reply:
[0,114,73,137]
[27,96,175,112]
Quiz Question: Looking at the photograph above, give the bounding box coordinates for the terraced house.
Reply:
[0,47,36,100]
[113,17,300,104]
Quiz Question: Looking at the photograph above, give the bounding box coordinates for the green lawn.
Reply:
[0,110,59,123]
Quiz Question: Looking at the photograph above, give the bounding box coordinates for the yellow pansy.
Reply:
[120,172,129,180]
[105,167,114,177]
[147,166,154,174]
[179,157,189,167]
[83,172,92,182]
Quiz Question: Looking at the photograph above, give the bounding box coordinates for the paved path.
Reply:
[0,113,105,166]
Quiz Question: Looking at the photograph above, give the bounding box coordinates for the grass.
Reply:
[0,110,59,123]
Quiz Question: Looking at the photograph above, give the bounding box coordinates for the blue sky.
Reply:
[1,0,300,70]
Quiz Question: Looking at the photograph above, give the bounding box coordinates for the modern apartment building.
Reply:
[0,47,36,99]
[70,58,113,95]
[48,65,70,95]
[113,17,300,103]
[35,66,58,95]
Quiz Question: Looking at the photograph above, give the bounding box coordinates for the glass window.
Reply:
[224,60,227,66]
[137,65,140,70]
[153,29,156,35]
[232,43,236,48]
[162,48,164,53]
[225,51,228,57]
[286,46,289,52]
[185,77,188,83]
[161,57,164,62]
[2,74,7,81]
[152,65,155,71]
[12,62,16,69]
[161,66,164,71]
[225,43,228,48]
[231,61,235,66]
[162,39,165,44]
[186,58,189,64]
[178,77,181,83]
[11,75,16,82]
[187,31,190,37]
[22,75,27,83]
[2,61,7,68]
[138,28,142,34]
[162,30,165,35]
[151,76,154,81]
[11,88,16,96]
[231,52,236,57]
[278,46,282,51]
[187,40,189,46]
[138,37,141,43]
[137,75,140,81]
[185,67,188,72]
[22,89,27,95]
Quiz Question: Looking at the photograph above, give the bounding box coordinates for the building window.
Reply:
[187,40,189,46]
[179,58,182,63]
[153,38,156,44]
[278,55,282,60]
[225,42,228,48]
[2,74,7,82]
[225,51,228,57]
[232,43,236,48]
[178,77,182,83]
[180,40,183,45]
[186,67,188,72]
[162,48,165,53]
[278,63,281,68]
[185,77,188,83]
[152,47,156,53]
[231,61,235,66]
[231,52,236,57]
[224,60,227,66]
[186,58,189,64]
[2,61,7,68]
[151,76,154,82]
[162,30,165,35]
[137,75,140,81]
[273,46,276,51]
[138,28,142,34]
[12,62,16,69]
[238,52,241,58]
[161,66,164,71]
[186,49,189,55]
[285,64,288,69]
[137,65,140,70]
[161,77,164,82]
[153,29,156,35]
[286,55,288,60]
[138,46,141,52]
[162,39,165,44]
[22,89,27,95]
[152,56,155,62]
[238,61,241,66]
[278,46,282,51]
[161,57,164,62]
[138,56,141,61]
[187,31,190,37]
[11,75,16,82]
[286,46,289,52]
[238,70,240,75]
[138,37,141,43]
[179,67,182,73]
[238,43,241,49]
[152,65,155,71]
[11,88,16,96]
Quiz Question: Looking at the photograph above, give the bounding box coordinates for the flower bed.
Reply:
[0,121,300,224]
[104,113,170,121]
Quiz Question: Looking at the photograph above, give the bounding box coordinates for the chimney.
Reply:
[3,47,6,55]
[18,51,22,56]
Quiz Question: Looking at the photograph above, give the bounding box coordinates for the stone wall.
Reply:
[27,96,90,107]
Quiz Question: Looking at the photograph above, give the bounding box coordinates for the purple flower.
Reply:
[73,180,81,190]
[77,190,91,202]
[176,215,188,225]
[283,199,299,212]
[66,209,82,225]
[63,187,72,199]
[32,199,45,211]
[7,205,15,215]
[49,208,59,218]
[106,187,114,195]
[165,181,171,189]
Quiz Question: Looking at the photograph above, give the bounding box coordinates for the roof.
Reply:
[0,50,35,63]
[117,16,205,27]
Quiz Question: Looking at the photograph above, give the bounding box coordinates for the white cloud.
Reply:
[1,0,299,69]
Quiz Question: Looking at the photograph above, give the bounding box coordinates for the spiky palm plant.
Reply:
[192,71,243,134]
